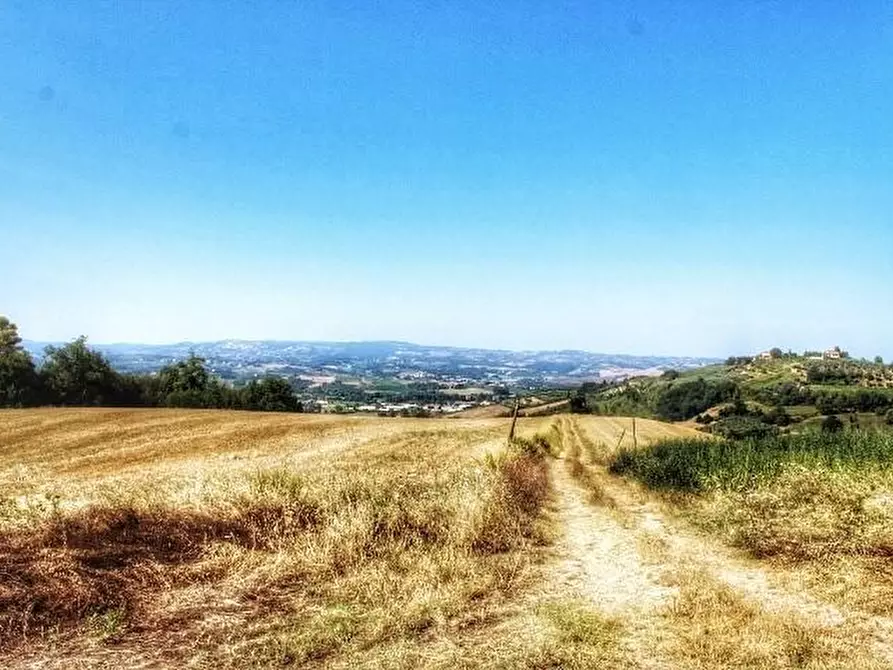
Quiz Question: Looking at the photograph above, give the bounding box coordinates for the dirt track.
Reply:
[547,416,893,668]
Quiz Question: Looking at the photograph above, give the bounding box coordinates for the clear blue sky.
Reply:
[2,2,892,358]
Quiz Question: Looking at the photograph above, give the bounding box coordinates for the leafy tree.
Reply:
[569,391,589,414]
[491,385,510,398]
[769,347,783,359]
[114,373,155,406]
[753,382,813,407]
[155,354,237,408]
[876,356,885,366]
[0,316,39,407]
[655,378,739,421]
[243,377,301,412]
[41,337,120,405]
[726,356,754,367]
[718,398,749,418]
[157,354,210,396]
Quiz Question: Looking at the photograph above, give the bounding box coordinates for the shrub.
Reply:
[569,393,589,414]
[710,416,776,440]
[764,405,793,426]
[655,379,739,421]
[821,415,844,433]
[512,434,554,458]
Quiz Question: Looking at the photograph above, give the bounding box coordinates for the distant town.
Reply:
[24,339,718,415]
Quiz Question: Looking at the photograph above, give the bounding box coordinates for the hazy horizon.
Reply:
[18,333,871,363]
[3,3,892,359]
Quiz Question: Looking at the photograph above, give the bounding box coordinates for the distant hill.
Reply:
[22,339,719,386]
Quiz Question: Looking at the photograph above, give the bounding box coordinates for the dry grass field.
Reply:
[4,409,893,668]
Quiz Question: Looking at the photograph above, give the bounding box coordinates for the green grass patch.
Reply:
[610,430,893,492]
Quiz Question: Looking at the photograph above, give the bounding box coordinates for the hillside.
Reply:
[583,354,893,435]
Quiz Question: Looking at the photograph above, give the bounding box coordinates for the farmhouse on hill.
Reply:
[824,346,843,360]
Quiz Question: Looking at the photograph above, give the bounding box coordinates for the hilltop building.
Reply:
[824,346,843,360]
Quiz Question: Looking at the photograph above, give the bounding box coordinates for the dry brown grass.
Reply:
[687,464,893,620]
[0,409,617,668]
[698,466,893,561]
[19,409,889,668]
[662,569,885,669]
[0,408,410,494]
[556,418,613,508]
[574,415,701,458]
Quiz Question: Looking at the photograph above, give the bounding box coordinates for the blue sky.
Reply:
[2,2,892,357]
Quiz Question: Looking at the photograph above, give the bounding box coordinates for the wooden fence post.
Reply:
[508,399,520,442]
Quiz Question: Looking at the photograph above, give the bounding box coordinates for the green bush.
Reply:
[821,415,844,433]
[710,416,776,440]
[655,378,739,421]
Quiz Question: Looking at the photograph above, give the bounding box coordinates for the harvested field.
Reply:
[4,409,893,668]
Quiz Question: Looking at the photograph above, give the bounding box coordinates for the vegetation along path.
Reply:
[546,415,893,668]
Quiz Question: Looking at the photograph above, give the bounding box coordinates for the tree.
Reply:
[156,354,232,408]
[243,377,301,412]
[157,354,210,395]
[0,316,39,407]
[769,347,783,359]
[0,316,23,351]
[569,391,589,414]
[41,337,120,405]
[655,378,739,421]
[726,356,754,367]
[875,356,885,366]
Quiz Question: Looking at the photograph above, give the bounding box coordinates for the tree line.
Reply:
[0,317,301,412]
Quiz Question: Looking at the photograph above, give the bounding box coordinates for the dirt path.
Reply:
[549,460,673,615]
[547,459,675,669]
[546,416,893,668]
